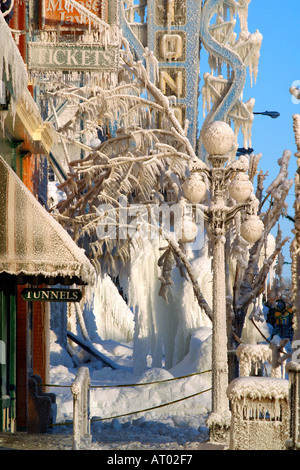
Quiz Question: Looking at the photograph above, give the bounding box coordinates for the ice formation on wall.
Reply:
[64,0,119,46]
[93,273,134,343]
[119,241,212,374]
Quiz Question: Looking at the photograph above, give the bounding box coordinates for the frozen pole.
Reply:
[291,114,300,341]
[185,121,263,443]
[211,232,229,416]
[201,122,234,443]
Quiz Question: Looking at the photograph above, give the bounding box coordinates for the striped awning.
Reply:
[0,155,95,285]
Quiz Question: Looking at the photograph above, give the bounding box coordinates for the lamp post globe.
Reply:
[240,215,264,244]
[201,121,235,156]
[182,172,207,204]
[229,173,253,203]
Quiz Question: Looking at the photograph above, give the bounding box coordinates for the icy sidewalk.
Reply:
[0,431,225,450]
[45,327,216,451]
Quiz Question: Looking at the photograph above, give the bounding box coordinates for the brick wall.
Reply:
[32,300,50,386]
[16,287,50,430]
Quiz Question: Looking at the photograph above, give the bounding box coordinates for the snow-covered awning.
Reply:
[0,155,95,285]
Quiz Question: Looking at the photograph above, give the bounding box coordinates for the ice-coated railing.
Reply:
[227,376,289,450]
[227,343,290,450]
[71,367,92,450]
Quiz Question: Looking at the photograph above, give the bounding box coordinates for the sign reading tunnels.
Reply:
[21,288,83,302]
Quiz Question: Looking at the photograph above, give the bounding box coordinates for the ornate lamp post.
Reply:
[182,121,264,443]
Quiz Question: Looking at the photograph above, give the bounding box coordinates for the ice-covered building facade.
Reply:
[2,0,297,446]
[40,0,272,375]
[19,0,289,391]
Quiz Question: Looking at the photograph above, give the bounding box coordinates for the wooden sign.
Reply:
[21,288,82,302]
[27,42,118,71]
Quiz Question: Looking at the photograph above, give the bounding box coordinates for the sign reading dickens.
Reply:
[28,42,118,71]
[43,0,103,29]
[21,288,82,302]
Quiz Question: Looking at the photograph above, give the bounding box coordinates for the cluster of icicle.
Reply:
[28,0,120,87]
[64,0,119,48]
[201,0,262,150]
[236,343,272,376]
[227,376,289,420]
[92,273,134,344]
[219,0,252,33]
[0,10,58,134]
[0,11,28,127]
[124,0,146,25]
[48,27,193,214]
[45,40,179,168]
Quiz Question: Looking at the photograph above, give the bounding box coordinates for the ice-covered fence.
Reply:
[286,361,300,450]
[228,343,290,450]
[71,367,92,450]
[227,377,289,450]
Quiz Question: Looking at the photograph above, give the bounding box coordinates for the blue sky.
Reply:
[245,0,300,278]
[199,1,300,278]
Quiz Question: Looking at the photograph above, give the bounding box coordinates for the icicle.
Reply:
[236,0,251,33]
[92,274,134,343]
[0,110,8,133]
[248,31,263,86]
[202,72,239,129]
[0,13,28,124]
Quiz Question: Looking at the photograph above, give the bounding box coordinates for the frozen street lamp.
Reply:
[182,121,264,443]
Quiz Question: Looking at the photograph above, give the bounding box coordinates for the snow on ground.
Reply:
[49,327,213,449]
